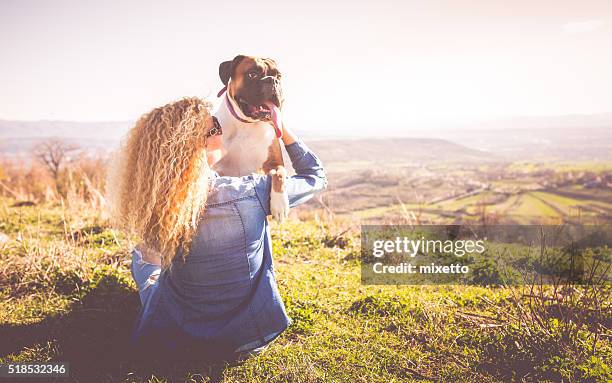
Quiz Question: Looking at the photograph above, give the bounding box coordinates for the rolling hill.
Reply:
[0,119,493,163]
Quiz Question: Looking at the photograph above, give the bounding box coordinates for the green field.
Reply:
[0,198,610,382]
[330,160,612,224]
[348,188,612,224]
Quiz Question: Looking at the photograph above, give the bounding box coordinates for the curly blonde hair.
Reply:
[107,97,213,268]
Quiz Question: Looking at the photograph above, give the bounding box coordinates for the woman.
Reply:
[107,97,327,359]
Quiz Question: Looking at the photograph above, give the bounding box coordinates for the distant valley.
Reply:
[1,118,610,224]
[2,117,611,162]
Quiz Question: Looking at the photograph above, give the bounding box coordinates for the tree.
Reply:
[32,139,79,193]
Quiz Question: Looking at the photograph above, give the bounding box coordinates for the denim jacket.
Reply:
[132,140,327,355]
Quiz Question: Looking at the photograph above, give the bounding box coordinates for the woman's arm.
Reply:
[254,125,327,213]
[280,123,297,146]
[282,125,327,207]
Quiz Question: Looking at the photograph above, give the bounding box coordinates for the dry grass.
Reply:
[0,150,107,206]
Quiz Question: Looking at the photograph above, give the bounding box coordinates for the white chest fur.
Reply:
[213,101,276,177]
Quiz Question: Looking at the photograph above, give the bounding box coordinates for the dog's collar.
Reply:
[218,84,283,138]
[225,94,254,124]
[217,85,227,98]
[217,83,253,124]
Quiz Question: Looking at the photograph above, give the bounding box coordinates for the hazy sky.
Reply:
[1,0,612,133]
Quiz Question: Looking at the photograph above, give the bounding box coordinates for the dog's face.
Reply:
[219,55,283,121]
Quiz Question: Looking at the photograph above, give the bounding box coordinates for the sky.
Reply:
[1,0,612,134]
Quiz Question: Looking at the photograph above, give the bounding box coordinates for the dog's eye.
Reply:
[248,71,258,79]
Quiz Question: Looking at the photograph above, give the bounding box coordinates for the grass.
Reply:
[512,193,562,220]
[351,187,611,225]
[0,197,610,382]
[532,191,612,216]
[505,161,612,173]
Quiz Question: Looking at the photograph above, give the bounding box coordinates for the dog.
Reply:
[210,55,289,222]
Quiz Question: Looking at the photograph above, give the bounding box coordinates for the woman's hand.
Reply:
[280,123,297,146]
[136,243,162,266]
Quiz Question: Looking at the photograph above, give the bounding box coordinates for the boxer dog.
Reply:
[211,55,289,221]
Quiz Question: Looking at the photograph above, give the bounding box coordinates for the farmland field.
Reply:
[319,159,612,225]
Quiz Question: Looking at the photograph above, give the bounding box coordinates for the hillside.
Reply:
[0,198,609,382]
[2,117,611,161]
[0,119,131,140]
[307,137,492,165]
[0,119,131,155]
[1,119,493,164]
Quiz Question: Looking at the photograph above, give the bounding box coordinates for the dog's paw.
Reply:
[270,189,290,222]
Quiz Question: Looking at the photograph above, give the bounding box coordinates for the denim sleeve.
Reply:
[254,140,328,215]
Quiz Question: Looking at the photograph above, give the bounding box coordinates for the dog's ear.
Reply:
[219,55,245,85]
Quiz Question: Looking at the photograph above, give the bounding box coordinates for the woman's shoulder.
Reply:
[206,173,268,207]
